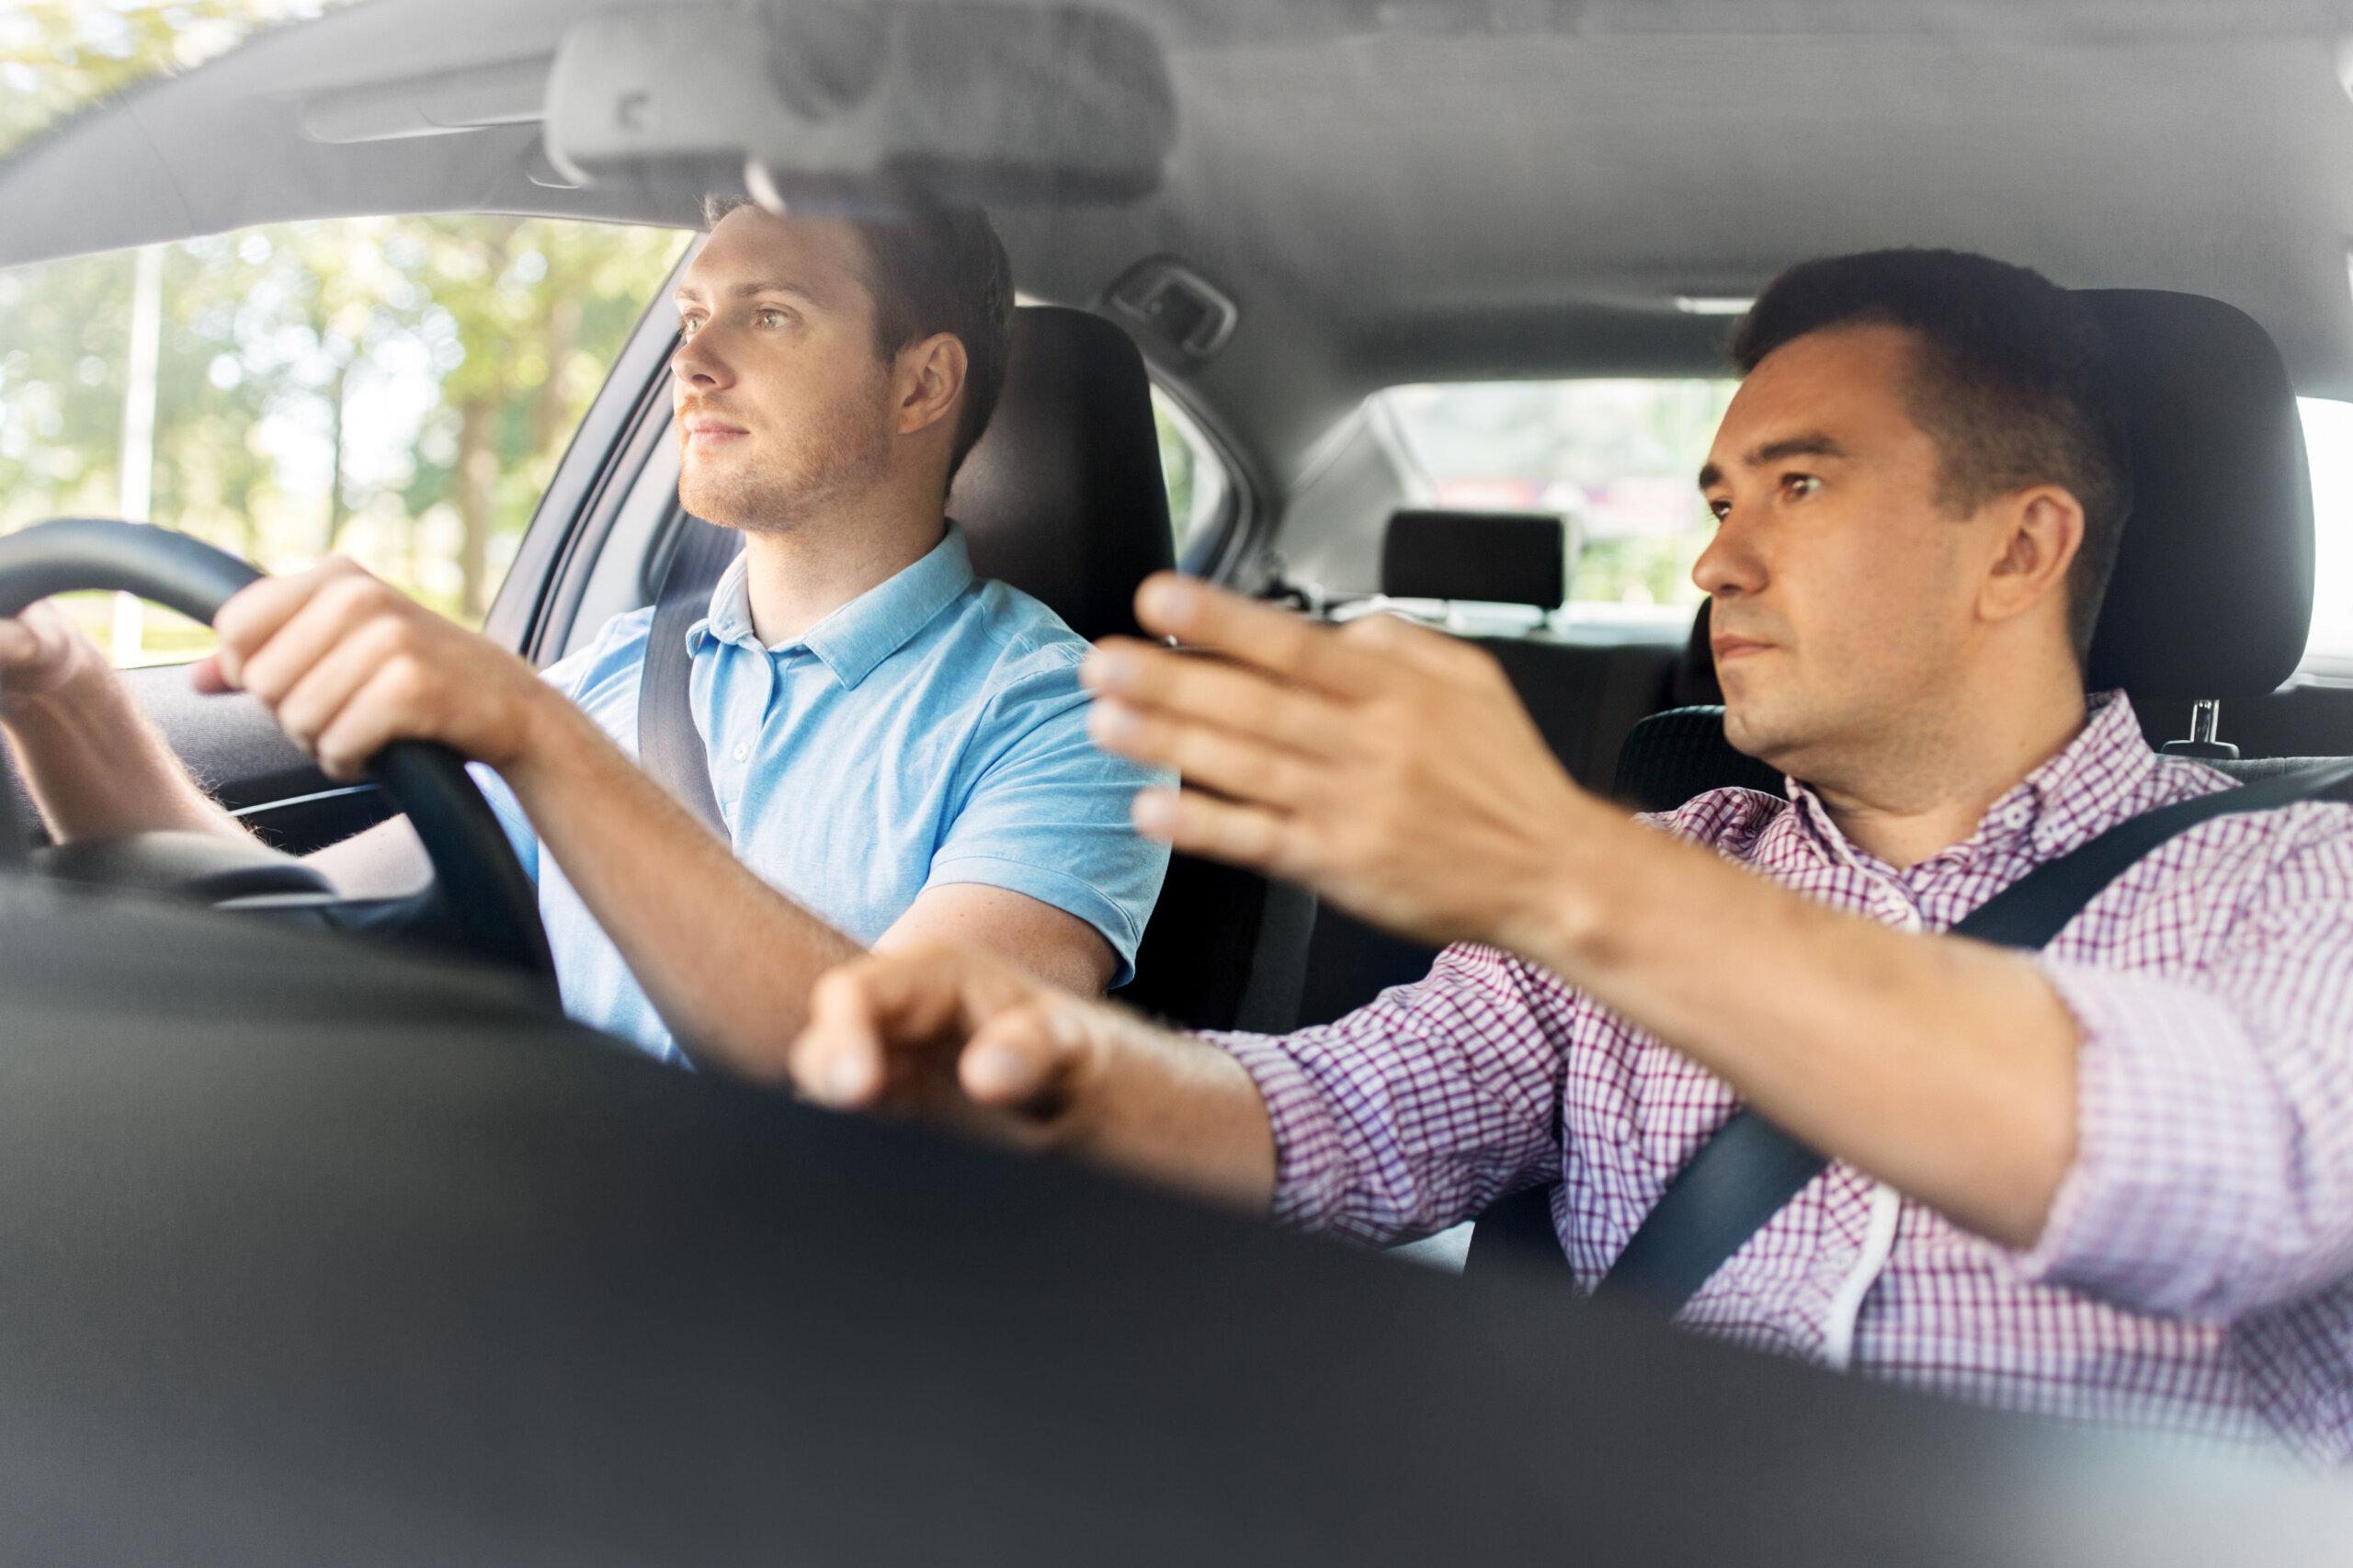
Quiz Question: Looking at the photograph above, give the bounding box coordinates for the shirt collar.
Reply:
[686,524,975,688]
[1780,690,2159,875]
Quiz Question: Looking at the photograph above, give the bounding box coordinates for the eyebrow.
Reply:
[1696,432,1852,490]
[673,278,828,307]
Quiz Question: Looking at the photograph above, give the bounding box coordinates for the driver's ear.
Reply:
[1979,484,2083,628]
[894,333,967,437]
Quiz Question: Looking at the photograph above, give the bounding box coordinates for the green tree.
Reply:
[1,1,335,160]
[398,218,687,619]
[3,1,690,637]
[3,215,685,643]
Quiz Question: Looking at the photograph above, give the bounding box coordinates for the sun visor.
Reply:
[541,1,1175,213]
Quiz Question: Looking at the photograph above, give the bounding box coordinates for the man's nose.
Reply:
[1691,503,1766,600]
[671,329,731,391]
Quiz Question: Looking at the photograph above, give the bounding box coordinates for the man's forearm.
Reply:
[790,942,1279,1211]
[498,691,858,1071]
[1501,818,2078,1247]
[1063,1006,1279,1210]
[1,668,244,844]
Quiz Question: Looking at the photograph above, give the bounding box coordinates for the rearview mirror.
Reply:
[542,1,1175,210]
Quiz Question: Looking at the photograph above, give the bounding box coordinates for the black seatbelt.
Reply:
[1589,756,2353,1317]
[637,517,744,840]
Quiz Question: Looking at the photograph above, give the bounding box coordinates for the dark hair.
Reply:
[702,195,1016,481]
[1729,249,2128,660]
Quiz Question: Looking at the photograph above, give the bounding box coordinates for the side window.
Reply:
[2301,398,2353,678]
[0,218,690,664]
[1151,387,1233,562]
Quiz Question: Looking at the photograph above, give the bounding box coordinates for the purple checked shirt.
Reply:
[1212,694,2353,1460]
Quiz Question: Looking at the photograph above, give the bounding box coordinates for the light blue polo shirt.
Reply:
[473,525,1171,1064]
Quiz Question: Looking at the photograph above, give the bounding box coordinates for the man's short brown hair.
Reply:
[1730,249,2129,661]
[703,196,1015,480]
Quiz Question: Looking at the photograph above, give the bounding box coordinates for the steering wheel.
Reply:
[0,519,555,989]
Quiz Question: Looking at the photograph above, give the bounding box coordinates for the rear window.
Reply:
[1386,385,2353,678]
[1379,379,1735,612]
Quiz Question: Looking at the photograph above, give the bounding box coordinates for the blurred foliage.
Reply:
[0,0,343,159]
[0,219,689,640]
[1383,379,1736,607]
[1,2,688,654]
[384,217,690,618]
[1153,401,1197,546]
[1574,535,1712,610]
[1153,403,1195,537]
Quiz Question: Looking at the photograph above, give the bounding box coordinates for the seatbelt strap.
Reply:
[636,517,744,841]
[1591,756,2353,1317]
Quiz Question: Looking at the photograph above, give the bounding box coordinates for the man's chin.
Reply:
[679,469,785,533]
[1720,698,1805,773]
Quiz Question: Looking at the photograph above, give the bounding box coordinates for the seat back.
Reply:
[949,306,1312,1031]
[2078,290,2314,727]
[1380,508,1569,608]
[1613,705,1783,812]
[949,308,1176,642]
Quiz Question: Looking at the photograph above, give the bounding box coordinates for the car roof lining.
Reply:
[9,0,2353,486]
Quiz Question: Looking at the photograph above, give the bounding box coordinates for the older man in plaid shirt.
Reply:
[785,250,2353,1460]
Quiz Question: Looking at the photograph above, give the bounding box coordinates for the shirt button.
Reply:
[733,742,750,761]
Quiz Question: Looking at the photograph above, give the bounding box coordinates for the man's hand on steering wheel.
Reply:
[199,557,558,784]
[0,597,237,845]
[0,601,105,711]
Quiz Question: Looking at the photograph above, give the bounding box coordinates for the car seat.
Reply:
[950,307,1313,1033]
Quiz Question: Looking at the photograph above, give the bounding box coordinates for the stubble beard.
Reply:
[1723,653,1955,802]
[677,382,897,538]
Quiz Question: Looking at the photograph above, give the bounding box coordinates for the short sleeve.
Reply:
[449,627,623,886]
[924,651,1172,985]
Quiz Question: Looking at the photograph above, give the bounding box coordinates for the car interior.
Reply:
[8,0,2353,1558]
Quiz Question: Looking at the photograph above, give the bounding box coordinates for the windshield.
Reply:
[2,2,354,162]
[0,218,690,660]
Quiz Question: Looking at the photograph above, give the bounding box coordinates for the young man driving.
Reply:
[0,199,1170,1071]
[788,251,2353,1458]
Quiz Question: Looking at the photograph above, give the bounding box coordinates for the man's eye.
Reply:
[1707,497,1732,521]
[1782,473,1823,500]
[756,308,789,328]
[678,313,704,339]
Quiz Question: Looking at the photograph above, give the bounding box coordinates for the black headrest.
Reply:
[2079,290,2313,706]
[949,306,1175,643]
[1381,510,1567,608]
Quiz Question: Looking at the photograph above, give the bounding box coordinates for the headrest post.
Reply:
[2161,698,2240,761]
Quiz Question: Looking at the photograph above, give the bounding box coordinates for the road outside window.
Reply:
[0,218,690,663]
